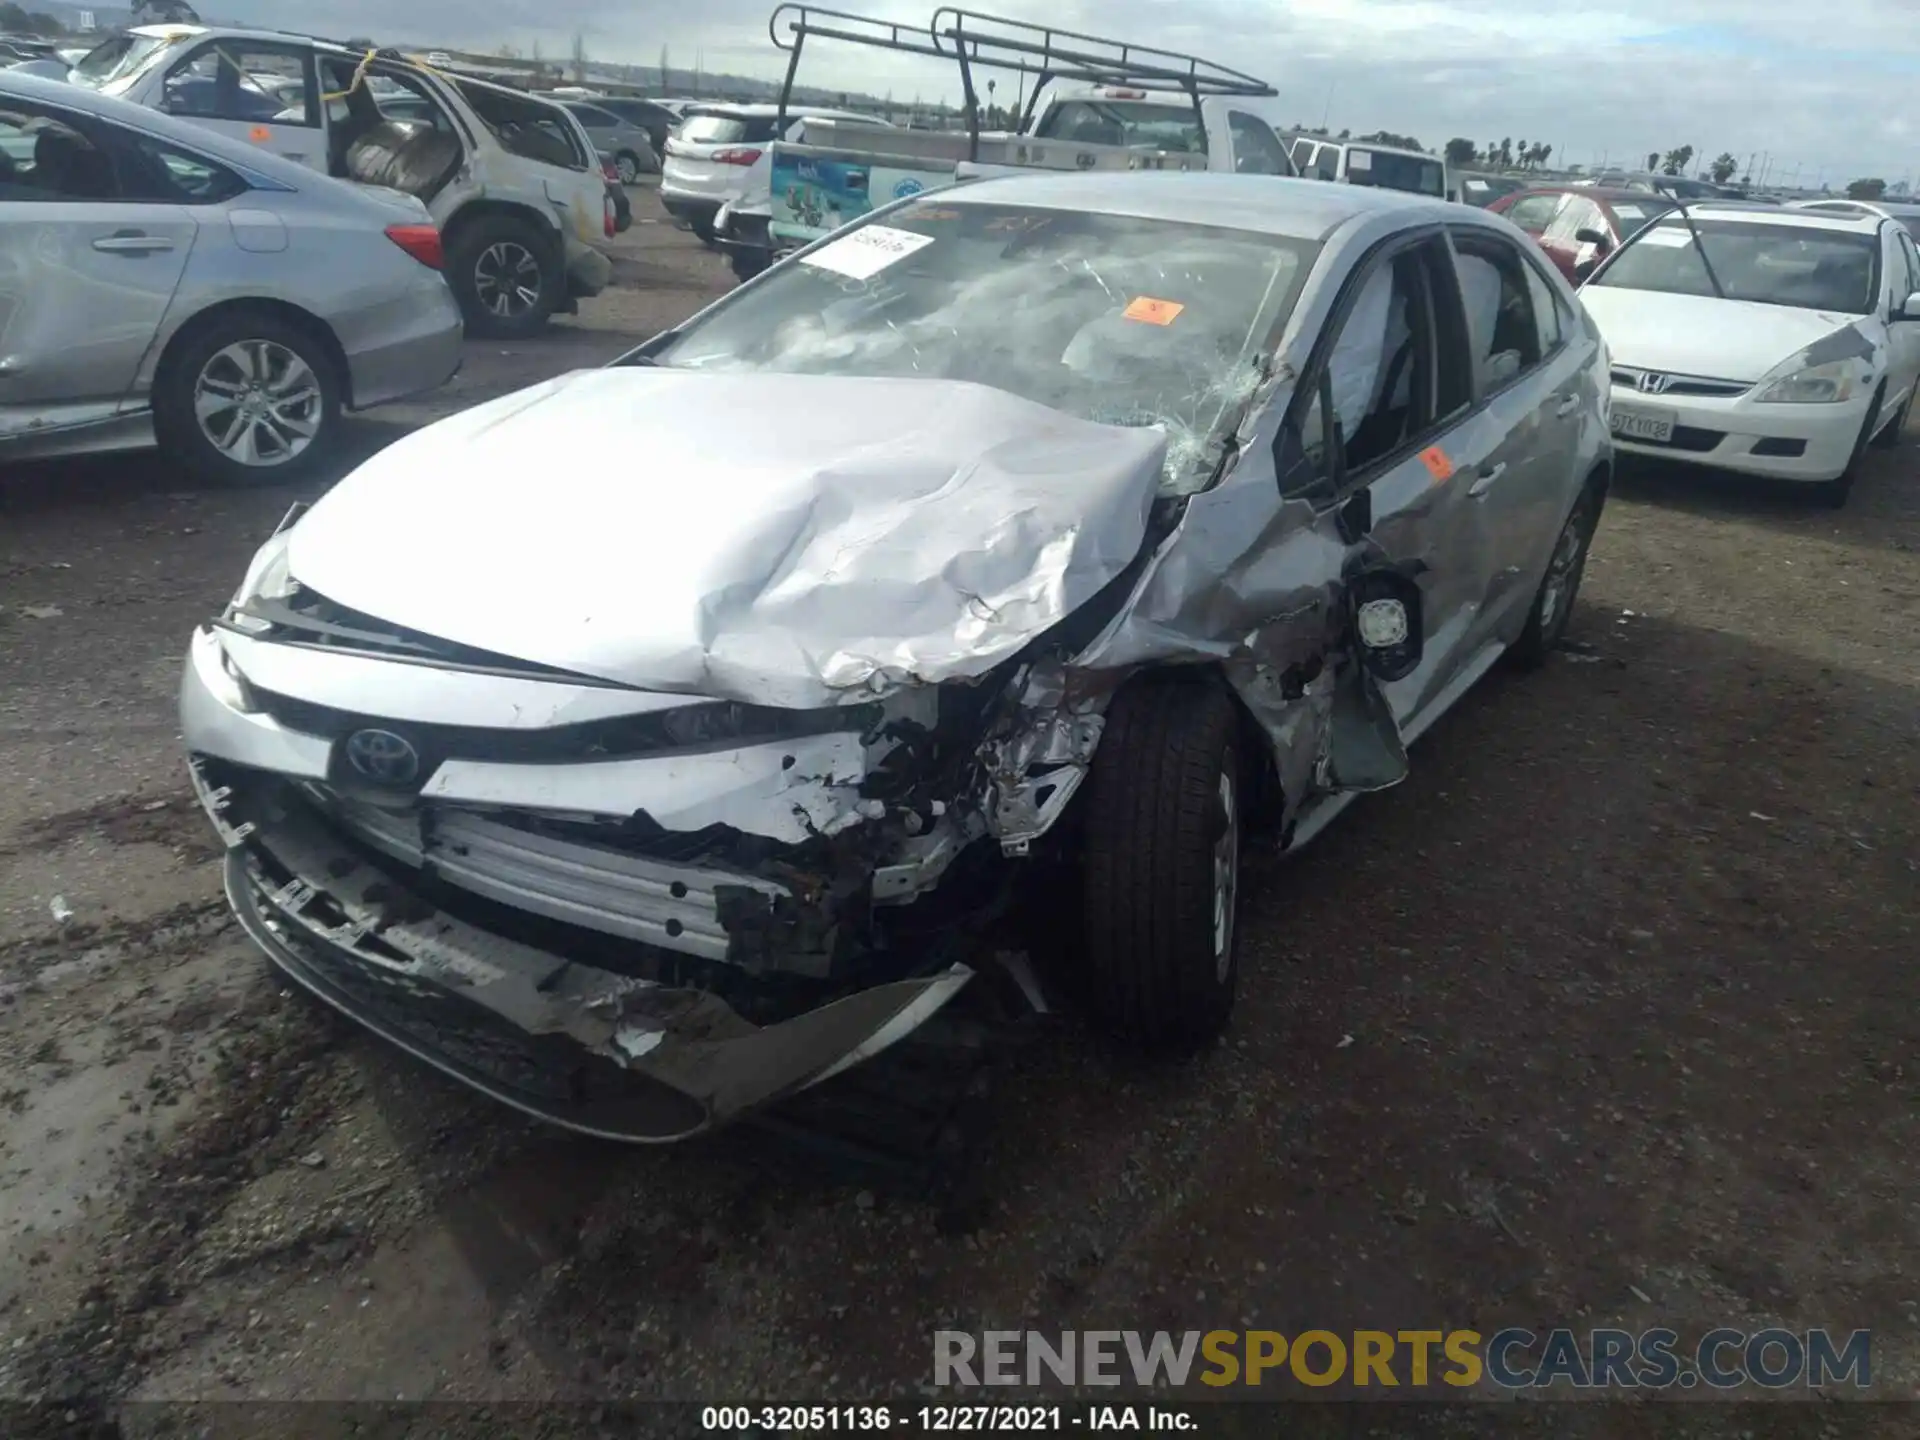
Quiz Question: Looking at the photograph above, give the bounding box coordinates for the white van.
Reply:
[1287,136,1447,200]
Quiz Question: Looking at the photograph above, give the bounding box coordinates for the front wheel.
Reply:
[152,310,342,486]
[1079,677,1243,1053]
[1870,383,1911,450]
[447,217,560,340]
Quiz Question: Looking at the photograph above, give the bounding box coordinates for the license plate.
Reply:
[1610,404,1676,443]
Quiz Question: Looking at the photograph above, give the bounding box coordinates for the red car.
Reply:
[1487,186,1679,283]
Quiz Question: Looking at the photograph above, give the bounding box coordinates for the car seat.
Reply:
[345,118,462,201]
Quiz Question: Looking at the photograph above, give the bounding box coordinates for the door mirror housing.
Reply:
[1348,567,1424,682]
[1895,291,1920,321]
[1573,226,1611,249]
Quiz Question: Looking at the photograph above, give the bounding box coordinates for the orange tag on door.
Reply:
[1419,445,1454,481]
[1123,296,1185,325]
[249,125,273,142]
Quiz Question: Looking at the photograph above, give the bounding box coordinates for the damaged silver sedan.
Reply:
[183,172,1612,1141]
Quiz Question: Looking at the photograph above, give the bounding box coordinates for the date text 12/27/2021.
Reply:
[701,1405,1200,1431]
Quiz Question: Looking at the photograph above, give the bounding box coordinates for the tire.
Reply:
[1870,383,1911,450]
[615,151,641,185]
[1818,382,1883,509]
[730,247,769,285]
[1510,476,1603,668]
[151,309,342,487]
[1079,677,1243,1052]
[446,216,560,340]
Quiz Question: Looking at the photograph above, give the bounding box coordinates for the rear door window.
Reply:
[1448,230,1551,395]
[1227,111,1291,174]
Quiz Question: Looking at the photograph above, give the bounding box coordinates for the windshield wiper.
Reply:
[1654,180,1728,300]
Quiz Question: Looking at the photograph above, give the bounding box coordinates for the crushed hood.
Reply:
[1578,288,1867,383]
[285,369,1167,709]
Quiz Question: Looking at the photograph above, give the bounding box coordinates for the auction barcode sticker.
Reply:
[801,224,936,280]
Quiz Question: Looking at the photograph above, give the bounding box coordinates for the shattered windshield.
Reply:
[70,32,175,88]
[650,200,1316,495]
[1593,220,1879,314]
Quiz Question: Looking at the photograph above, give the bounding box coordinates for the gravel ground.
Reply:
[2,185,1918,1428]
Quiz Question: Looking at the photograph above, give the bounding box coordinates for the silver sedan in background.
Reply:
[0,70,462,485]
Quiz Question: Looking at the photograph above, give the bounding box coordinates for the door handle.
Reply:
[1554,393,1582,418]
[91,231,174,255]
[1467,462,1507,498]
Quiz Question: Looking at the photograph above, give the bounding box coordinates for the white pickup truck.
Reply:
[715,6,1298,281]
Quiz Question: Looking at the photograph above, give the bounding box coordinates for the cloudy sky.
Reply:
[221,0,1920,185]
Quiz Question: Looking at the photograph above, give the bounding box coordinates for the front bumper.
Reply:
[1607,382,1872,481]
[180,629,975,1142]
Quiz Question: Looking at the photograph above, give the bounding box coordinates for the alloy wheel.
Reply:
[473,241,544,319]
[1537,494,1594,638]
[192,340,323,468]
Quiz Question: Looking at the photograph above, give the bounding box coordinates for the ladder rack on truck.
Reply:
[768,4,1276,163]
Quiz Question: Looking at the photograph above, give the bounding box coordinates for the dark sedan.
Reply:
[1489,185,1678,282]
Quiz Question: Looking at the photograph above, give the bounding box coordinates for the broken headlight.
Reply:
[225,531,299,633]
[1754,357,1858,404]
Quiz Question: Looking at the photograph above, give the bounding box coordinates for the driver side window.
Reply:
[164,42,316,127]
[1899,231,1920,306]
[1886,227,1915,311]
[1277,242,1446,498]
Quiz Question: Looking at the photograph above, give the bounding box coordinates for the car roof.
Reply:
[1507,185,1674,205]
[0,67,334,189]
[1793,198,1920,217]
[1651,201,1883,232]
[685,102,875,119]
[939,171,1460,240]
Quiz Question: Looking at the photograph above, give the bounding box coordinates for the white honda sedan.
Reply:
[1578,203,1920,506]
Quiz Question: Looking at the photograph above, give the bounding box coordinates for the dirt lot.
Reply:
[2,184,1918,1428]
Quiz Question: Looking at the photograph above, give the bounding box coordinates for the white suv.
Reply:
[70,25,615,337]
[660,101,890,241]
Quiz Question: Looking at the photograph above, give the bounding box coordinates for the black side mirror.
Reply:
[1574,227,1611,249]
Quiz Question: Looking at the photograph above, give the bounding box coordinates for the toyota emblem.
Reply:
[343,728,421,785]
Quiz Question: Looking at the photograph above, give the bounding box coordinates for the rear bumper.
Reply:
[563,238,613,300]
[659,192,721,230]
[336,275,464,412]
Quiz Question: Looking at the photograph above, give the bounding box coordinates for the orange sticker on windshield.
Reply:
[1419,445,1454,481]
[249,125,272,141]
[1123,296,1185,326]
